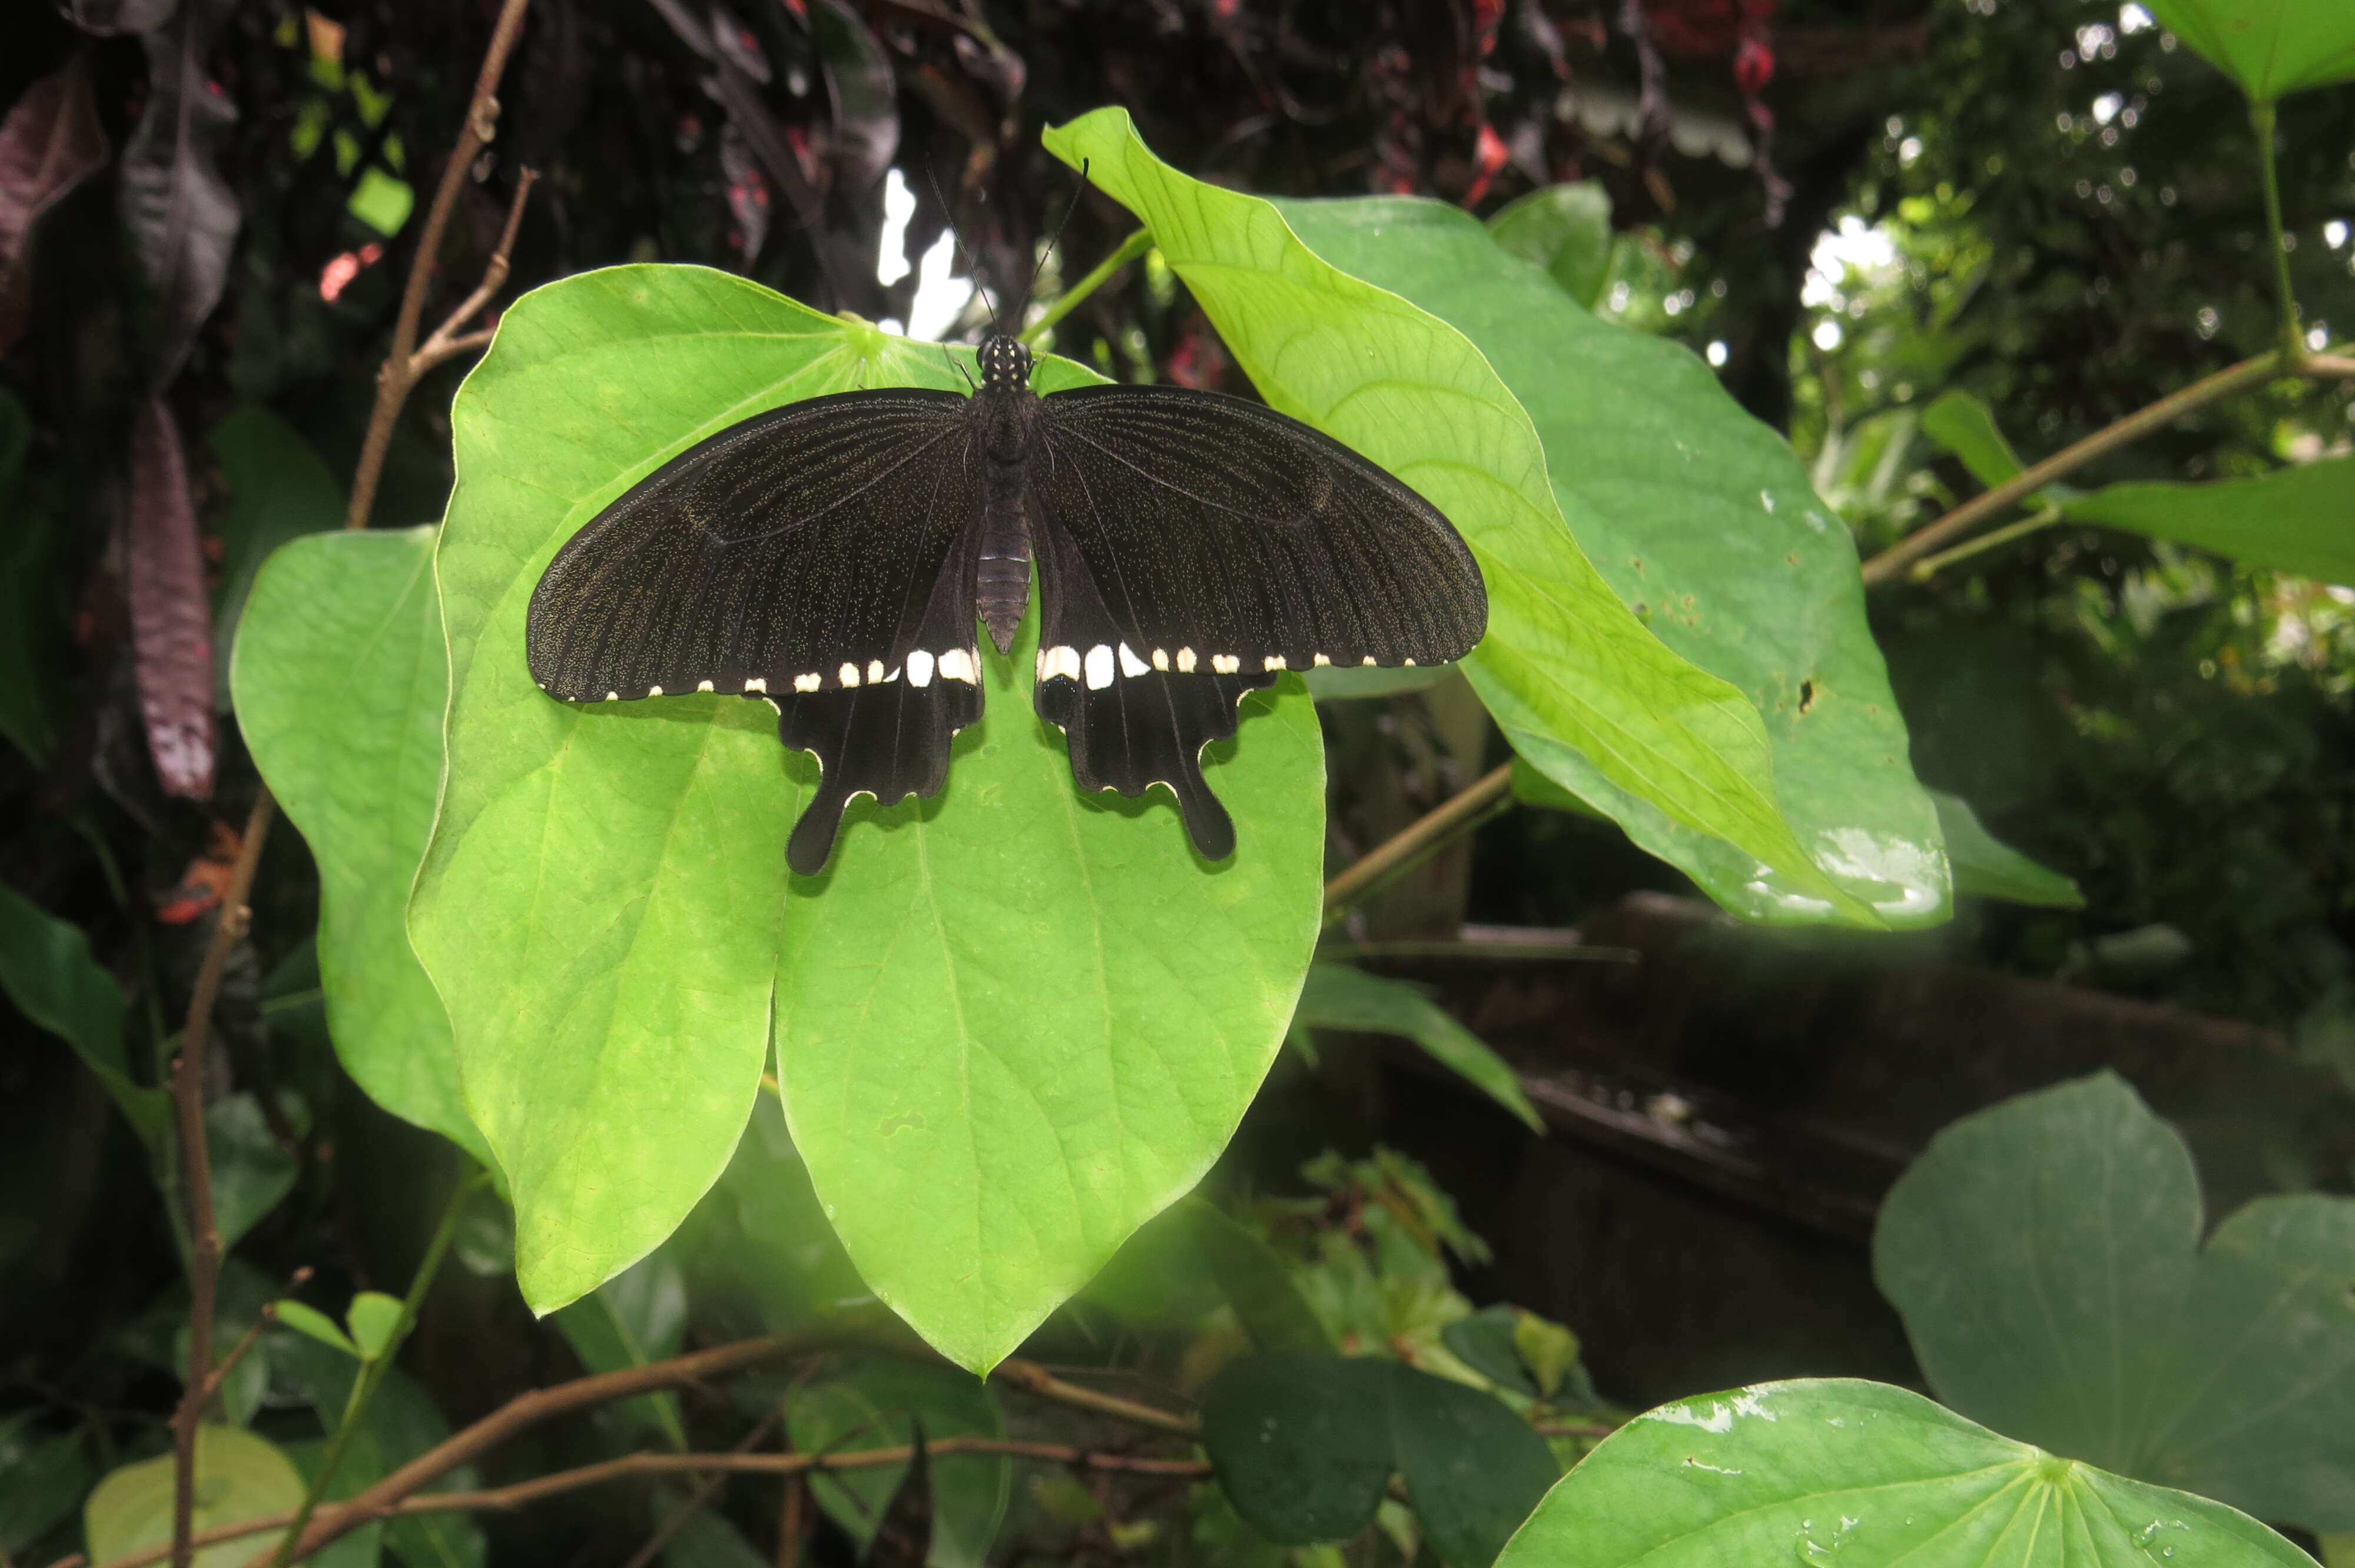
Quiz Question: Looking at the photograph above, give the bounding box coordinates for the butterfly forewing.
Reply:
[526,388,989,873]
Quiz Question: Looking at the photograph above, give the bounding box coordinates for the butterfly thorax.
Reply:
[972,334,1040,653]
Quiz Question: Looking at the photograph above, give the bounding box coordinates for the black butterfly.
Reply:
[526,333,1488,875]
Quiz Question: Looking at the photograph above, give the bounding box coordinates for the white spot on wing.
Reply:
[838,663,861,687]
[794,673,821,693]
[1043,645,1083,683]
[745,677,768,693]
[1176,647,1198,673]
[605,691,619,701]
[1361,656,1377,666]
[647,685,664,696]
[1312,653,1331,667]
[1262,655,1286,672]
[907,650,936,687]
[938,648,977,683]
[696,680,714,692]
[867,659,885,685]
[1212,654,1240,675]
[1118,643,1149,678]
[1084,645,1115,689]
[1151,647,1170,671]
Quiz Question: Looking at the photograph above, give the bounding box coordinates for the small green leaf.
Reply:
[2139,0,2355,101]
[270,1334,487,1568]
[0,879,167,1152]
[234,526,487,1164]
[787,1356,1008,1568]
[273,1298,360,1357]
[343,1290,404,1360]
[1388,1363,1558,1568]
[346,166,413,235]
[1511,1310,1579,1400]
[1919,391,2028,490]
[1189,1198,1332,1354]
[1931,792,2083,908]
[1875,1072,2355,1534]
[0,1415,91,1554]
[1202,1355,1395,1546]
[84,1426,305,1568]
[1295,964,1542,1132]
[2062,457,2355,587]
[1444,1305,1535,1396]
[1485,182,1614,309]
[1495,1378,2307,1568]
[1043,108,1879,927]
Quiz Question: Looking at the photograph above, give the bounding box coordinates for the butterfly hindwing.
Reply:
[1026,383,1485,859]
[525,388,988,872]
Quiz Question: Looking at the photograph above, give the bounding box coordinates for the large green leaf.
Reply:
[411,264,1324,1374]
[1042,109,1875,927]
[1266,192,1945,927]
[1494,1379,2306,1568]
[1485,183,1614,310]
[1874,1072,2355,1533]
[2063,459,2355,588]
[0,879,167,1150]
[2140,0,2355,101]
[787,1355,1009,1568]
[1295,963,1541,1132]
[231,526,487,1164]
[84,1426,304,1568]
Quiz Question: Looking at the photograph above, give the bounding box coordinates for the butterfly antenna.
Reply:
[1016,160,1092,333]
[921,161,999,337]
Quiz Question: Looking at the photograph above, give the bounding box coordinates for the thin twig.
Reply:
[1859,348,2355,586]
[343,0,536,535]
[2250,101,2302,364]
[1904,503,2061,584]
[196,1304,277,1405]
[1322,762,1514,921]
[776,1461,806,1568]
[78,1436,1207,1568]
[619,1407,784,1568]
[167,786,274,1568]
[410,168,538,377]
[991,1357,1200,1436]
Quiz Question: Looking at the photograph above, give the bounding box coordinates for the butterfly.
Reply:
[525,331,1488,875]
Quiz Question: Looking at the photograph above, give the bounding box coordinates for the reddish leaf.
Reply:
[0,55,111,359]
[719,122,772,260]
[154,818,238,923]
[810,0,899,196]
[126,398,213,799]
[118,0,241,387]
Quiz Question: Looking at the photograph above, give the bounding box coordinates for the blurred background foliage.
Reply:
[6,0,2355,1560]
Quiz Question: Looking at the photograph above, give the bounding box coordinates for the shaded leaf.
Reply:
[207,405,343,700]
[1043,110,1876,926]
[0,387,58,762]
[84,1426,302,1568]
[270,1334,486,1568]
[205,1091,298,1250]
[1874,1072,2355,1533]
[1295,964,1541,1133]
[1190,1198,1332,1354]
[2141,0,2355,101]
[1442,1305,1535,1396]
[866,1423,935,1568]
[1202,1354,1395,1546]
[1388,1364,1558,1568]
[119,0,240,386]
[1931,791,2082,908]
[280,1435,383,1568]
[810,0,899,195]
[1919,390,2028,490]
[0,54,110,358]
[1301,661,1457,701]
[0,876,167,1150]
[125,398,213,798]
[2063,457,2355,587]
[551,1251,689,1449]
[63,0,179,35]
[1494,1378,2306,1568]
[272,1298,359,1357]
[788,1357,1006,1568]
[1269,191,1944,927]
[0,1413,91,1555]
[231,527,486,1161]
[1484,182,1613,310]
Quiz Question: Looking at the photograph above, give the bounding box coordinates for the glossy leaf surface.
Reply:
[233,526,485,1162]
[1043,108,1873,925]
[1267,192,1943,926]
[1495,1379,2306,1568]
[1875,1072,2355,1533]
[412,265,1323,1375]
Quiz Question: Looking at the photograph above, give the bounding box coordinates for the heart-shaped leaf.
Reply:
[232,526,487,1164]
[2140,0,2355,101]
[84,1426,304,1568]
[1043,109,1875,926]
[1265,193,1945,926]
[1495,1378,2306,1568]
[410,265,1324,1373]
[1874,1072,2355,1533]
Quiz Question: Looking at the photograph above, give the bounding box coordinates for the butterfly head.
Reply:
[977,335,1032,393]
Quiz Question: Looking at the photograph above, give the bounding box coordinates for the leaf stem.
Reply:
[1020,228,1153,350]
[1905,503,2063,584]
[1323,763,1515,923]
[2251,99,2302,364]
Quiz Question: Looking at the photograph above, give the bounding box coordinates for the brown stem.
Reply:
[1859,349,2355,587]
[1322,762,1514,921]
[620,1408,784,1568]
[343,0,536,535]
[991,1357,1200,1436]
[776,1466,805,1568]
[167,786,275,1568]
[411,167,538,377]
[195,1303,277,1405]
